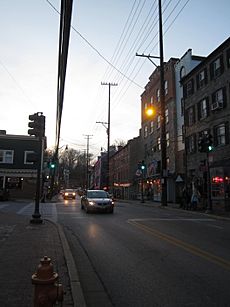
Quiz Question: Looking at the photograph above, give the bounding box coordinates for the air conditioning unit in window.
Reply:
[211,101,223,111]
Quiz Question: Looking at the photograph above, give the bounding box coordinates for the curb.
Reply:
[57,224,87,307]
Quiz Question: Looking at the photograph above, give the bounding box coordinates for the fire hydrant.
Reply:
[32,256,64,306]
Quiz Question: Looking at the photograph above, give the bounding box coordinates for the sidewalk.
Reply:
[0,209,85,307]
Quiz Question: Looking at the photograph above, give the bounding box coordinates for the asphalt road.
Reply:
[1,196,230,307]
[57,196,230,307]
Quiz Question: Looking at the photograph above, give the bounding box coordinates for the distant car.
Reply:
[63,189,76,200]
[81,189,114,213]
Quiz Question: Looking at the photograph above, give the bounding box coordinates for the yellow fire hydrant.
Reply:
[32,256,64,306]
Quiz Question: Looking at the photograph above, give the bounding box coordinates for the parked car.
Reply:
[63,189,76,200]
[81,189,114,213]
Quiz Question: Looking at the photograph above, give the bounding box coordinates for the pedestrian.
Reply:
[182,186,190,210]
[190,188,200,210]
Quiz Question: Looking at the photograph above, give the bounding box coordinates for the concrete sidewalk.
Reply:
[0,210,85,307]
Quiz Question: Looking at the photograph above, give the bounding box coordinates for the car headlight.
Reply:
[89,201,95,206]
[73,192,76,196]
[64,193,68,196]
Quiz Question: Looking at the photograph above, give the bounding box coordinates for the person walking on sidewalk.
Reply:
[190,188,200,211]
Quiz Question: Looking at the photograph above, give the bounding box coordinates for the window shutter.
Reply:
[197,101,201,120]
[220,54,224,74]
[213,126,218,146]
[222,87,227,108]
[210,63,214,80]
[204,68,208,85]
[183,84,187,98]
[225,122,229,144]
[196,74,200,90]
[206,97,210,116]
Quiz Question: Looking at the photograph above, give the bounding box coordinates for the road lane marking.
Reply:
[128,219,230,271]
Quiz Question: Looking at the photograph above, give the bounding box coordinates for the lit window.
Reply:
[157,137,161,150]
[144,126,148,138]
[165,109,169,124]
[156,89,160,102]
[150,121,154,134]
[166,132,169,147]
[150,96,154,104]
[164,80,168,95]
[157,115,161,129]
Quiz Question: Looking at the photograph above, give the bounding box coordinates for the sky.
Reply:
[0,0,229,161]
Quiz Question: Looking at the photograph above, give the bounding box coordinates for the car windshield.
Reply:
[87,191,108,198]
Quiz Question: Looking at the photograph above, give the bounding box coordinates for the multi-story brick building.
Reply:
[181,37,230,210]
[140,58,178,202]
[109,136,143,199]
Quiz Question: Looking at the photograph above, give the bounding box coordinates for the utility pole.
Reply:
[84,134,93,190]
[136,0,167,206]
[101,82,118,191]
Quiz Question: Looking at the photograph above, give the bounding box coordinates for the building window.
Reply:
[227,48,230,68]
[157,137,161,151]
[0,150,14,164]
[150,96,154,104]
[165,108,169,124]
[196,69,207,89]
[198,97,208,120]
[166,157,169,171]
[210,56,223,79]
[215,123,227,146]
[211,88,224,111]
[166,132,169,147]
[144,102,148,110]
[150,121,154,134]
[180,66,186,80]
[24,151,35,165]
[164,80,168,95]
[188,134,196,153]
[186,80,194,96]
[157,115,161,129]
[188,107,195,126]
[144,126,148,138]
[156,89,160,102]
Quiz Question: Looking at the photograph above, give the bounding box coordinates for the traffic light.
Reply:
[49,162,56,169]
[198,136,205,153]
[207,133,214,151]
[141,160,146,171]
[28,113,45,137]
[198,133,214,153]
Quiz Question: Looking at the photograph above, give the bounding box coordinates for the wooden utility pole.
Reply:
[101,82,118,191]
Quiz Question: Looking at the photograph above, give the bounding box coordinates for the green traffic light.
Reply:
[208,145,213,151]
[50,163,55,169]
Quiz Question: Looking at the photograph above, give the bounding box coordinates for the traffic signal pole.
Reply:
[206,152,213,213]
[31,136,43,224]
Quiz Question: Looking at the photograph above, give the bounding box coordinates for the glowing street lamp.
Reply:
[145,107,156,117]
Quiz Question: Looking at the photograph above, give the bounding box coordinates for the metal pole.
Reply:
[159,0,167,206]
[31,137,43,224]
[205,152,212,212]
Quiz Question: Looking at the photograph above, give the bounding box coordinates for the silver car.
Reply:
[81,190,114,213]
